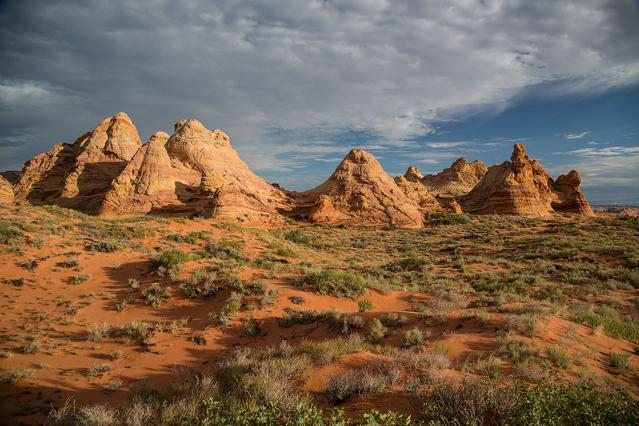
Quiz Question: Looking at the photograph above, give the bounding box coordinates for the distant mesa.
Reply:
[3,113,593,226]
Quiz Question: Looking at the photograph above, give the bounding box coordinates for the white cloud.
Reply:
[425,141,468,148]
[568,146,639,157]
[565,131,591,140]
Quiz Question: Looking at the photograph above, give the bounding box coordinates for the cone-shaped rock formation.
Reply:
[421,157,487,198]
[100,119,290,221]
[14,112,142,212]
[296,148,423,227]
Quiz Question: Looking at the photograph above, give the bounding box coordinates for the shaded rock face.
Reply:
[394,175,443,214]
[460,144,591,217]
[297,149,423,227]
[421,157,487,197]
[14,113,142,213]
[99,132,183,215]
[552,170,593,216]
[0,176,14,204]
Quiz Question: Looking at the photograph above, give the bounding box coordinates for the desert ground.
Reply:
[0,203,638,424]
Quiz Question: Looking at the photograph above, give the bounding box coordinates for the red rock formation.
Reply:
[101,119,290,222]
[0,176,13,204]
[421,157,487,197]
[295,148,423,228]
[551,170,593,216]
[14,112,142,212]
[460,144,591,217]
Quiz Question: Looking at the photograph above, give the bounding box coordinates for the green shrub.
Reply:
[379,312,409,328]
[142,282,172,307]
[85,240,122,252]
[610,352,631,375]
[428,212,470,225]
[546,346,572,369]
[384,256,429,272]
[325,309,364,335]
[299,269,367,298]
[149,249,194,269]
[366,318,387,343]
[0,222,23,244]
[359,299,373,312]
[203,239,247,262]
[403,327,425,347]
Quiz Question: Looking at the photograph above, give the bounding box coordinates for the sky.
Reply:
[0,0,638,204]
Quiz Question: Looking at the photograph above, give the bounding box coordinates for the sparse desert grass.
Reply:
[609,352,631,375]
[87,363,112,377]
[203,238,247,262]
[573,305,639,342]
[0,368,34,384]
[70,272,92,285]
[546,346,573,369]
[325,366,400,404]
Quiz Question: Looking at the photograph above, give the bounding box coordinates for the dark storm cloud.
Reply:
[1,0,638,182]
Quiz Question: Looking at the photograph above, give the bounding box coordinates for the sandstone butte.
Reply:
[459,144,593,217]
[4,114,593,225]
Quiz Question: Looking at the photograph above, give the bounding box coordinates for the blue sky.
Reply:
[1,0,638,204]
[261,82,639,203]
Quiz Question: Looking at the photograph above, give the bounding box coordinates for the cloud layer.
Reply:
[1,0,638,194]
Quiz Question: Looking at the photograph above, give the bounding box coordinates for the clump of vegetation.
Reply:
[366,318,387,343]
[87,322,113,343]
[22,338,41,354]
[358,299,373,312]
[279,309,322,327]
[85,240,122,253]
[242,316,262,337]
[191,332,207,346]
[379,312,409,328]
[87,363,112,377]
[70,272,92,285]
[325,309,364,335]
[428,212,471,225]
[56,257,80,268]
[573,306,639,342]
[203,238,247,262]
[142,282,172,307]
[298,269,367,298]
[325,367,400,404]
[609,352,631,375]
[219,292,243,327]
[384,256,429,272]
[284,229,314,246]
[150,249,195,269]
[0,368,34,384]
[505,313,539,337]
[403,327,425,347]
[546,346,572,369]
[289,295,305,305]
[180,267,219,298]
[421,380,639,425]
[0,221,23,244]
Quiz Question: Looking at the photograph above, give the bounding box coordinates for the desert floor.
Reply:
[0,204,638,424]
